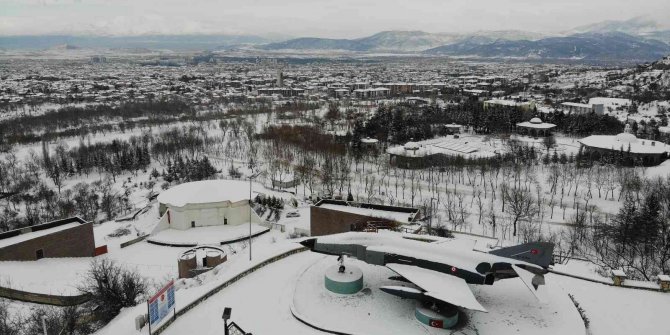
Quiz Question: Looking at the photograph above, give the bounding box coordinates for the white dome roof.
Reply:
[530,117,543,124]
[404,142,420,150]
[615,132,638,144]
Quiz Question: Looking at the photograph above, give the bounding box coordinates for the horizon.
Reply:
[1,0,669,39]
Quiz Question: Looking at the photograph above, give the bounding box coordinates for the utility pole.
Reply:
[248,158,259,261]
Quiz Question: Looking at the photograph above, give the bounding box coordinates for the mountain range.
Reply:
[1,17,669,62]
[0,34,275,51]
[424,32,670,62]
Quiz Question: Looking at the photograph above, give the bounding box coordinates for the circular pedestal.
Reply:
[324,264,363,294]
[415,303,459,329]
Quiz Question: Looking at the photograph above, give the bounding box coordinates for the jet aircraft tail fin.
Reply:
[489,242,554,268]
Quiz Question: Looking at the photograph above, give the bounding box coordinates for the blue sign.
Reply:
[148,280,175,326]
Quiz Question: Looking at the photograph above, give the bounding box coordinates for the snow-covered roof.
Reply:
[157,180,251,207]
[579,135,669,154]
[612,269,627,277]
[561,102,591,108]
[516,120,556,129]
[0,222,81,248]
[318,204,414,223]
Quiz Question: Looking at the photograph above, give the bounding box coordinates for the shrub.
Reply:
[78,259,147,323]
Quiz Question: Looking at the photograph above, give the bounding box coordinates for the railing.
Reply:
[228,321,249,335]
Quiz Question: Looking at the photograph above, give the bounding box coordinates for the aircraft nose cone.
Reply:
[300,238,316,250]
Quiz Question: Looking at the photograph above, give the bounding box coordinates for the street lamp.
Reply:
[247,158,261,261]
[222,307,232,335]
[429,197,438,235]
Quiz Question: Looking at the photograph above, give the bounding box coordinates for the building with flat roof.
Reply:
[484,99,535,112]
[561,102,605,115]
[0,217,94,261]
[310,200,419,236]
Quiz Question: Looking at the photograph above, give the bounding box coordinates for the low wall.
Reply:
[151,247,307,335]
[0,286,90,306]
[120,235,149,248]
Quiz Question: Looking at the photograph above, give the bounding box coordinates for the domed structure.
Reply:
[530,117,543,124]
[156,180,262,230]
[615,132,638,144]
[578,122,669,166]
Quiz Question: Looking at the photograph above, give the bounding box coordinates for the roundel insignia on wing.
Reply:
[451,266,457,273]
[530,249,539,255]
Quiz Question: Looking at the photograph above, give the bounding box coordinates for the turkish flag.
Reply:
[429,319,443,328]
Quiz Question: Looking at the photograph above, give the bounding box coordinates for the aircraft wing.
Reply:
[386,263,487,312]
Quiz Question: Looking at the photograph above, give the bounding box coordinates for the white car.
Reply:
[286,211,301,218]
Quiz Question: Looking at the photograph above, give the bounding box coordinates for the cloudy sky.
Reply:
[1,0,669,38]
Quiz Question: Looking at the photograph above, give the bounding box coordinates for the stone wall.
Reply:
[310,206,393,237]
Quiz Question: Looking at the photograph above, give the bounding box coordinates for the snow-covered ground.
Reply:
[293,256,584,335]
[147,223,269,246]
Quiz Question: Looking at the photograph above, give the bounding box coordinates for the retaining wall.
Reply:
[0,286,90,306]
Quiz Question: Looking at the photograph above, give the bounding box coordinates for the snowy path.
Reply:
[162,251,325,335]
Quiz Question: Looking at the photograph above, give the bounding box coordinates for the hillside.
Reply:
[424,32,670,62]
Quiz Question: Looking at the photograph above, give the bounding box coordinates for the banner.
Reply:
[148,280,175,327]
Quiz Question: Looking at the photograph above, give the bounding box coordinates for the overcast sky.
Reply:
[1,0,669,38]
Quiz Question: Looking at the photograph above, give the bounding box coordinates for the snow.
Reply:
[0,222,81,248]
[97,246,319,335]
[292,256,583,335]
[386,263,487,312]
[318,203,415,223]
[578,135,669,154]
[588,97,631,109]
[147,223,269,246]
[157,180,252,207]
[387,135,500,158]
[551,274,668,335]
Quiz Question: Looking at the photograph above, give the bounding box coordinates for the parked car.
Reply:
[286,211,301,218]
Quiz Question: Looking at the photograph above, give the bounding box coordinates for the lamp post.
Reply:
[41,315,48,335]
[222,307,231,335]
[247,158,260,261]
[429,197,437,235]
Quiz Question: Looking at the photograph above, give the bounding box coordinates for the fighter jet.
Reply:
[300,231,554,312]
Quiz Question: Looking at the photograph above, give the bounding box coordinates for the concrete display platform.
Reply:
[291,257,585,335]
[147,223,270,247]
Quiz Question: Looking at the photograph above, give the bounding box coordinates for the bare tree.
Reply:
[502,183,537,236]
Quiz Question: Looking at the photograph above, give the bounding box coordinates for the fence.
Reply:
[0,286,90,306]
[151,246,307,335]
